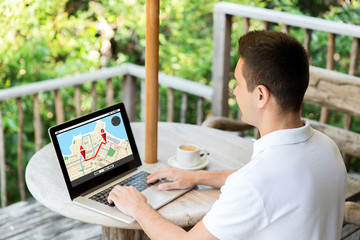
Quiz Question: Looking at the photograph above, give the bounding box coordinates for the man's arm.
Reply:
[107,168,236,239]
[108,185,218,240]
[146,168,235,190]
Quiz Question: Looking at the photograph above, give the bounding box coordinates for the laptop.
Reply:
[48,102,191,224]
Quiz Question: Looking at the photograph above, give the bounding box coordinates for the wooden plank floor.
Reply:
[342,224,360,240]
[0,198,102,240]
[1,198,360,239]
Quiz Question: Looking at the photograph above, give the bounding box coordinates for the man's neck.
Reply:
[257,111,303,137]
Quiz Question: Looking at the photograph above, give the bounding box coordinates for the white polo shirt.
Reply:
[203,121,346,240]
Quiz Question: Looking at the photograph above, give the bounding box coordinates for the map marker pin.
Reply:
[101,129,106,142]
[80,146,85,159]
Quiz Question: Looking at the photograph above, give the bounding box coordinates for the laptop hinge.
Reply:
[80,168,138,197]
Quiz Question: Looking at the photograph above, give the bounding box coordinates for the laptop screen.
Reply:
[49,103,142,199]
[54,108,134,187]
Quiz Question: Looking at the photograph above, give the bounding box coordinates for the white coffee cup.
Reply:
[176,144,207,168]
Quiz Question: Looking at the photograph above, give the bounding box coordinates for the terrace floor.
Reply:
[1,198,359,240]
[0,198,102,240]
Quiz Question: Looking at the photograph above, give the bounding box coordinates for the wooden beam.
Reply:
[0,65,128,101]
[214,2,360,38]
[145,0,159,163]
[304,66,360,118]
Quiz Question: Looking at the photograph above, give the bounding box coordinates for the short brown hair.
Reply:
[238,30,309,113]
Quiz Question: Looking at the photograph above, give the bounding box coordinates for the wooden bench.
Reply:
[342,201,360,240]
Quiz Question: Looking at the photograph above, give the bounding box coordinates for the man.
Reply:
[108,30,347,239]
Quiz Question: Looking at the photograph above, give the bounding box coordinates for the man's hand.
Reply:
[147,168,197,190]
[107,185,149,217]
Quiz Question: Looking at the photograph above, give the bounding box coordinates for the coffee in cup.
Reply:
[176,144,207,168]
[179,145,198,151]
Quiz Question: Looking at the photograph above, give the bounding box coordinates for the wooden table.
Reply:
[25,122,253,239]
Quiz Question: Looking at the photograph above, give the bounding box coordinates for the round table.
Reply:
[26,122,253,239]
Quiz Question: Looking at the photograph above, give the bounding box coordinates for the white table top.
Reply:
[26,122,253,229]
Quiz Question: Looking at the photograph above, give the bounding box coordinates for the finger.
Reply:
[147,168,170,179]
[147,168,177,183]
[147,170,170,183]
[107,191,117,203]
[158,181,180,191]
[107,196,113,204]
[114,184,124,190]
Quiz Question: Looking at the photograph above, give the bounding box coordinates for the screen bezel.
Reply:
[48,102,141,200]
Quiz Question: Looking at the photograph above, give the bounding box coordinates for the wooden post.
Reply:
[16,98,26,201]
[145,0,159,163]
[91,82,97,112]
[343,38,360,169]
[141,79,145,122]
[180,93,188,123]
[166,88,174,122]
[282,24,290,33]
[304,29,312,57]
[326,33,335,70]
[320,33,336,124]
[33,94,43,151]
[243,17,250,34]
[263,21,269,30]
[158,90,161,121]
[106,79,114,107]
[349,38,360,76]
[74,85,81,117]
[122,75,137,122]
[344,37,360,130]
[55,89,65,124]
[0,104,7,207]
[212,12,232,117]
[197,97,204,125]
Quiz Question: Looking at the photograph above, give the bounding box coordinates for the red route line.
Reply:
[66,141,130,169]
[84,141,106,162]
[94,142,130,170]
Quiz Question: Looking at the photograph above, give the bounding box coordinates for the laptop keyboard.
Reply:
[89,171,155,206]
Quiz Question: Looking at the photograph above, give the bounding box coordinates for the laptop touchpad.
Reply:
[143,188,178,209]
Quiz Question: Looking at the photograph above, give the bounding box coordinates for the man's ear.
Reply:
[255,85,270,108]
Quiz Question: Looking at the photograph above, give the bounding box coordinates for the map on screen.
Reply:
[56,113,132,182]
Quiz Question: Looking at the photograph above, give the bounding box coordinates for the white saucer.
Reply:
[167,155,209,170]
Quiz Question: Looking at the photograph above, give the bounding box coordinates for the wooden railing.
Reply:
[0,63,213,207]
[212,2,360,121]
